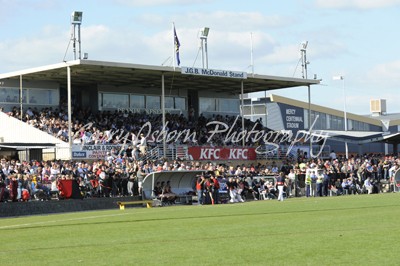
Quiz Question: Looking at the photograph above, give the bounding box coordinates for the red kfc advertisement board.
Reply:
[188,147,256,160]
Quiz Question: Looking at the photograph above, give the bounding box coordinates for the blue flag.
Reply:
[174,26,181,66]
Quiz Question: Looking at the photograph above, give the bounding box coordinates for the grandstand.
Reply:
[0,59,319,161]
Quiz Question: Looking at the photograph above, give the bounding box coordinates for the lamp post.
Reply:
[333,75,348,159]
[200,27,210,69]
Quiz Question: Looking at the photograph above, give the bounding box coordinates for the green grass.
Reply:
[1,194,400,266]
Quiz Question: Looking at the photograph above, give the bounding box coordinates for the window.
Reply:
[253,105,267,115]
[243,106,252,115]
[29,89,58,105]
[326,114,330,129]
[165,96,174,109]
[130,95,145,109]
[0,88,27,103]
[347,119,353,131]
[319,113,326,130]
[337,117,343,130]
[102,93,129,108]
[218,99,240,113]
[199,98,216,113]
[0,88,58,105]
[331,115,338,130]
[175,97,186,110]
[146,95,160,109]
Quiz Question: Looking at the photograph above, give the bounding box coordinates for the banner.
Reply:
[57,180,83,199]
[181,67,247,79]
[188,147,256,160]
[72,144,121,159]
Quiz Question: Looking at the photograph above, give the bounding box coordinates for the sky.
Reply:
[0,0,400,115]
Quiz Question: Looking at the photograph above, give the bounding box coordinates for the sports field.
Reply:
[1,193,399,266]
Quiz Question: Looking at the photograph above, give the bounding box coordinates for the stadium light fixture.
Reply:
[70,11,83,60]
[71,11,83,25]
[201,27,210,37]
[199,27,210,69]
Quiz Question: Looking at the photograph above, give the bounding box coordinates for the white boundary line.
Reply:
[0,212,134,230]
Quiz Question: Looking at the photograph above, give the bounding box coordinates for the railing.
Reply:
[151,144,189,161]
[256,145,285,160]
[140,145,160,161]
[255,144,331,161]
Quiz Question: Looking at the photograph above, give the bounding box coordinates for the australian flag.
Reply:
[174,25,181,66]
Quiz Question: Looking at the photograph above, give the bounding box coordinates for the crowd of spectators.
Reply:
[0,150,398,203]
[1,105,399,204]
[5,105,264,147]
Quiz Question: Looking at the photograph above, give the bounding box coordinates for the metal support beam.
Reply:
[19,75,23,120]
[241,80,245,147]
[67,66,72,160]
[161,73,167,158]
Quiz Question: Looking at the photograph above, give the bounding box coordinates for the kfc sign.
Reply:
[188,147,256,160]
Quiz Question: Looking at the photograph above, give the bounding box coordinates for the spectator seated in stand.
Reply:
[32,180,51,201]
[363,177,374,194]
[5,105,267,149]
[158,181,177,205]
[265,181,277,199]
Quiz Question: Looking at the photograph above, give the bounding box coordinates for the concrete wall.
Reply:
[0,196,141,218]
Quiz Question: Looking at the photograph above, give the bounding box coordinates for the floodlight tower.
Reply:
[333,75,348,159]
[200,27,210,69]
[71,11,83,60]
[301,41,312,154]
[300,41,309,79]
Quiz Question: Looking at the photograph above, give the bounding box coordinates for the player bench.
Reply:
[117,200,153,210]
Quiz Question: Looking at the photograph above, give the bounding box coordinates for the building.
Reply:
[243,94,400,156]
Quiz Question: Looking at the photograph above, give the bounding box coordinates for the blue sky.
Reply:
[1,0,400,115]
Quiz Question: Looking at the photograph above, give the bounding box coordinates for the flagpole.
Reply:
[250,32,254,77]
[172,22,176,70]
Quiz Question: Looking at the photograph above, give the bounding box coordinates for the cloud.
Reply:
[315,0,400,9]
[369,60,400,80]
[259,44,300,65]
[136,11,293,30]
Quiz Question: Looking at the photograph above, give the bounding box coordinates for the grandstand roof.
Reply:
[0,60,320,94]
[0,143,56,150]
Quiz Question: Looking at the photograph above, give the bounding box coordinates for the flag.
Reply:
[57,180,83,199]
[174,25,181,66]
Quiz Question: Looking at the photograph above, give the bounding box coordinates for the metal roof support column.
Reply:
[67,65,72,160]
[265,90,268,128]
[19,75,23,120]
[151,172,155,198]
[161,73,167,158]
[241,80,245,147]
[308,85,312,156]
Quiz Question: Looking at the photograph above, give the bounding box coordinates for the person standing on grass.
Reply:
[305,171,311,197]
[204,176,214,205]
[227,177,243,203]
[196,175,205,205]
[276,172,286,202]
[310,170,317,197]
[211,174,220,204]
[316,171,324,197]
[287,168,296,197]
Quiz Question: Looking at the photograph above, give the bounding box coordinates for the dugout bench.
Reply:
[117,200,154,210]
